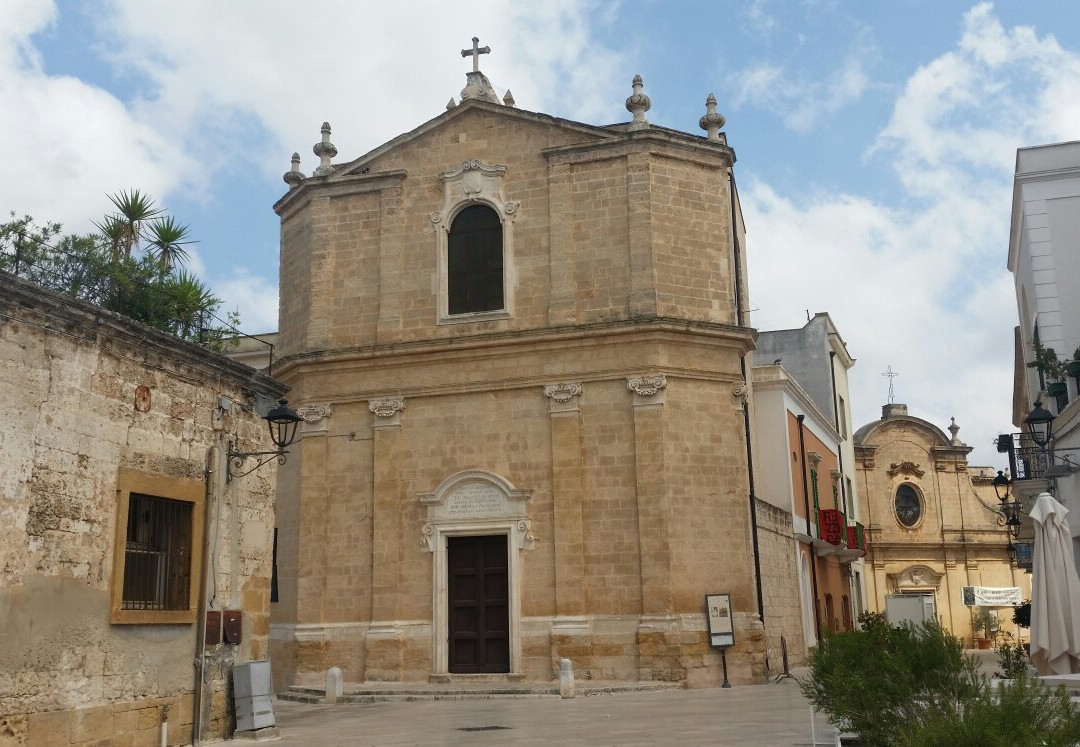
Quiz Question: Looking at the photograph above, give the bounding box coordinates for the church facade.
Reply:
[268,53,773,688]
[854,404,1030,643]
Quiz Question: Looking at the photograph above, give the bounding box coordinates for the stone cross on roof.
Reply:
[461,37,491,73]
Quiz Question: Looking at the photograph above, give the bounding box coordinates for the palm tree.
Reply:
[94,189,160,257]
[147,216,193,273]
[166,270,221,341]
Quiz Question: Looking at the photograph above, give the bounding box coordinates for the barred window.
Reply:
[111,469,204,624]
[122,494,193,611]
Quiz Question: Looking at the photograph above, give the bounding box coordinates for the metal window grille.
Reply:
[122,494,193,611]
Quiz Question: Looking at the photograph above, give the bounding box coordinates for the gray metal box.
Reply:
[233,661,275,731]
[233,660,273,698]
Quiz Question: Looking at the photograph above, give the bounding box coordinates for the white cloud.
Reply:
[733,32,874,132]
[211,270,279,335]
[747,3,1080,466]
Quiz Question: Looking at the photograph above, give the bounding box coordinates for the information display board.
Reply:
[706,593,735,649]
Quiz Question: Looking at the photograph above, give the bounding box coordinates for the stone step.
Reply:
[278,681,681,703]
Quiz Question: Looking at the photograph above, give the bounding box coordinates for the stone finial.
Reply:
[502,89,516,107]
[446,97,457,110]
[699,93,726,141]
[313,122,337,176]
[283,152,305,189]
[949,417,964,446]
[625,74,651,129]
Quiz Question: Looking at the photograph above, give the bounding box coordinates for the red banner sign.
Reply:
[819,509,845,545]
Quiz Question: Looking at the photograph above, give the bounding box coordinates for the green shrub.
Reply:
[896,673,1080,747]
[802,619,1080,746]
[800,620,981,746]
[994,638,1030,679]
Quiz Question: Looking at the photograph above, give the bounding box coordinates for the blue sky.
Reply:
[3,1,1080,467]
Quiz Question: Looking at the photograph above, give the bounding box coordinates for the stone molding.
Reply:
[432,159,519,324]
[416,469,534,678]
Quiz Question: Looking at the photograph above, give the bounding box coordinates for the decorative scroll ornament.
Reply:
[732,382,748,405]
[544,382,582,404]
[369,398,406,418]
[517,519,536,549]
[297,403,332,424]
[887,461,925,478]
[420,523,435,550]
[627,374,667,397]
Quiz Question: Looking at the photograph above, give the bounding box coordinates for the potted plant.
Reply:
[1028,339,1069,394]
[1069,346,1080,380]
[996,434,1012,453]
[1013,599,1031,628]
[972,606,995,649]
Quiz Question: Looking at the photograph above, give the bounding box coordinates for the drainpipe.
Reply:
[740,358,767,671]
[193,445,218,745]
[797,415,822,641]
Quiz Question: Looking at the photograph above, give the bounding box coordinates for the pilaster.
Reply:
[545,383,586,618]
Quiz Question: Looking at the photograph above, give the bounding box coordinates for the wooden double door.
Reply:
[447,535,509,673]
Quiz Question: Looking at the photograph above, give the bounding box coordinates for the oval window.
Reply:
[895,484,921,527]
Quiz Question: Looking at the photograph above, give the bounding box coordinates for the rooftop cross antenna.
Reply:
[882,365,899,404]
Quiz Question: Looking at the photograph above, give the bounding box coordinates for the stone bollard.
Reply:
[325,667,343,704]
[558,658,576,699]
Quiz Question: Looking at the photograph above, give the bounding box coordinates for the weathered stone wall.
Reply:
[0,275,284,744]
[756,498,807,670]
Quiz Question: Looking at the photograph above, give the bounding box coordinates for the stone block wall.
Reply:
[756,498,807,671]
[0,276,285,743]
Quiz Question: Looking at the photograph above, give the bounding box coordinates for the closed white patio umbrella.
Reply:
[1030,492,1080,676]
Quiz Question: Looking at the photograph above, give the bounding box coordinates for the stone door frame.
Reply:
[419,470,534,678]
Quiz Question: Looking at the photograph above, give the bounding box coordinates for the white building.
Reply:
[1007,140,1080,568]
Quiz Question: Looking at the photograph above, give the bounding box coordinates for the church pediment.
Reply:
[338,100,616,177]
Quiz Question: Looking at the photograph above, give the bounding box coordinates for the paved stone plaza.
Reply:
[270,681,838,746]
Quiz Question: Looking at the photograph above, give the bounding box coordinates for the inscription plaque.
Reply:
[444,483,507,517]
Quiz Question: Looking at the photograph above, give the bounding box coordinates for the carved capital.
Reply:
[732,382,748,406]
[544,382,582,413]
[369,397,405,427]
[297,403,332,424]
[628,374,666,396]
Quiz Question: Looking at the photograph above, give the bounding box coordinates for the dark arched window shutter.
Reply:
[448,205,503,314]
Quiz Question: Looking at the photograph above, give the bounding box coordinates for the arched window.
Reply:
[895,483,922,527]
[448,205,503,315]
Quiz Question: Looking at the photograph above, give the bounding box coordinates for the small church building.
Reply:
[268,41,781,689]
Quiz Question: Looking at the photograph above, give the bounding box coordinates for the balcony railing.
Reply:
[997,432,1050,481]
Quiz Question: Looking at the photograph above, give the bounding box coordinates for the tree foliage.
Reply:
[0,193,236,348]
[802,611,1080,746]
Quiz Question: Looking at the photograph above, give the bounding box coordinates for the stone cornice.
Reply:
[541,131,734,170]
[274,169,408,219]
[272,317,756,380]
[0,271,287,400]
